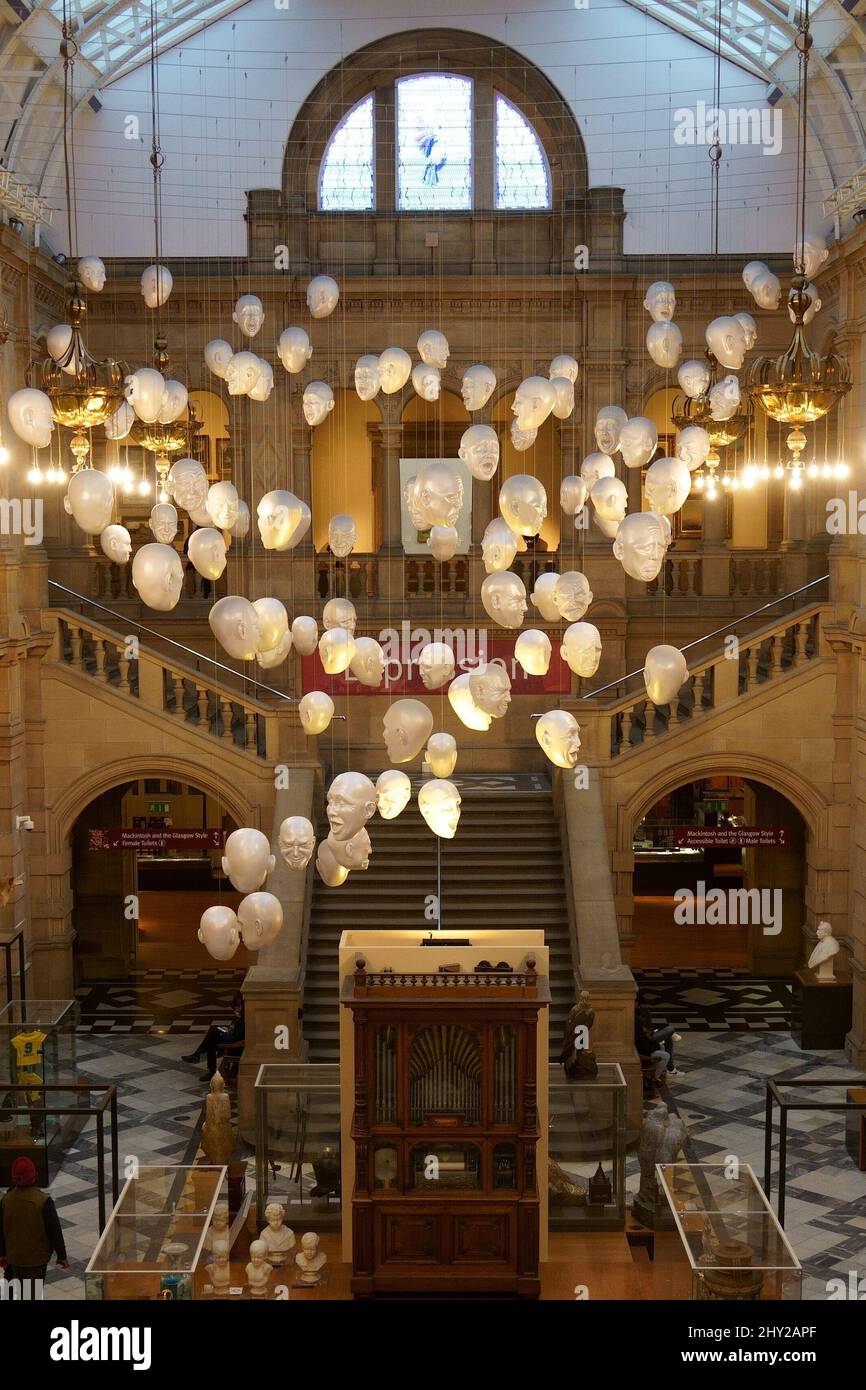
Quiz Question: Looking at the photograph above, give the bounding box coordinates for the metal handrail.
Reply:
[579,574,830,703]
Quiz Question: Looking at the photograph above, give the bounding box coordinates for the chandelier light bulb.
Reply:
[694,474,705,491]
[789,472,803,490]
[138,477,151,496]
[822,463,832,478]
[835,461,849,479]
[807,462,819,478]
[0,442,9,464]
[731,476,740,491]
[773,464,785,480]
[760,464,770,481]
[27,465,42,485]
[721,474,731,488]
[706,483,718,500]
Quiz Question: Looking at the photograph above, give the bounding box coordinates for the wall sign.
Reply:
[88,829,225,852]
[672,826,788,849]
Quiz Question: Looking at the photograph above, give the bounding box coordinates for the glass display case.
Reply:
[85,1164,227,1300]
[0,999,79,1184]
[547,1062,626,1231]
[655,1161,802,1301]
[254,1063,342,1231]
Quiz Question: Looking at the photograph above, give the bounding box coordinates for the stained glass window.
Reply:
[319,94,375,212]
[396,74,473,212]
[495,95,551,210]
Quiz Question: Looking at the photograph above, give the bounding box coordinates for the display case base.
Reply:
[791,969,853,1050]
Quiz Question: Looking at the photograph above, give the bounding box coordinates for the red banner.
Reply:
[672,826,788,848]
[301,634,571,696]
[88,829,226,851]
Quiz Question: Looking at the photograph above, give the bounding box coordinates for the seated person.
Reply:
[182,993,245,1080]
[634,1007,684,1080]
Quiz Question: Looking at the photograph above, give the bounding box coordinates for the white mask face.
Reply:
[481,518,518,574]
[221,827,275,894]
[510,420,537,452]
[225,351,263,397]
[560,475,588,517]
[291,616,318,656]
[158,378,189,424]
[447,672,491,731]
[549,375,575,420]
[619,416,658,470]
[327,771,377,842]
[644,457,691,515]
[328,513,357,558]
[350,636,385,687]
[78,255,106,292]
[167,457,209,513]
[198,906,240,961]
[705,315,746,371]
[232,294,264,338]
[794,230,828,281]
[480,572,528,629]
[417,329,450,369]
[251,597,289,654]
[132,542,184,611]
[459,424,500,482]
[677,359,710,398]
[418,778,462,839]
[643,280,676,322]
[257,490,305,550]
[382,699,434,763]
[104,400,136,440]
[498,473,547,537]
[302,380,335,426]
[278,816,316,871]
[554,570,593,622]
[531,572,561,622]
[414,462,464,529]
[125,367,165,423]
[675,426,711,471]
[535,709,581,769]
[231,500,251,540]
[208,594,261,660]
[316,839,349,887]
[427,525,458,561]
[734,312,757,350]
[327,828,372,872]
[561,621,602,678]
[515,629,551,676]
[256,628,293,669]
[318,626,355,675]
[613,512,672,583]
[419,642,455,690]
[140,263,172,309]
[512,376,556,431]
[306,274,339,319]
[646,320,683,369]
[590,476,628,524]
[100,524,132,565]
[150,502,178,543]
[237,891,284,950]
[468,660,511,718]
[248,358,274,402]
[549,353,579,385]
[643,643,689,705]
[322,597,356,633]
[376,769,412,819]
[354,354,380,401]
[278,327,312,374]
[299,690,335,735]
[461,364,496,412]
[66,468,115,534]
[580,452,615,489]
[205,338,234,379]
[205,480,240,531]
[742,260,781,311]
[426,732,458,779]
[411,362,441,402]
[594,406,627,456]
[378,347,412,394]
[188,527,227,580]
[709,375,741,421]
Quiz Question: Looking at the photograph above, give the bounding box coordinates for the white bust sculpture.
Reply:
[512,376,556,432]
[257,629,293,670]
[206,480,240,530]
[447,672,491,731]
[515,629,552,676]
[580,452,616,489]
[382,699,434,763]
[531,572,561,622]
[167,457,208,513]
[208,594,261,660]
[677,359,711,398]
[204,338,233,379]
[204,1204,230,1255]
[249,358,274,403]
[257,490,305,550]
[590,475,628,524]
[459,424,499,481]
[246,1239,273,1297]
[560,475,588,517]
[327,772,377,842]
[78,255,106,292]
[676,425,712,471]
[535,709,581,769]
[104,400,136,440]
[413,462,464,529]
[789,281,821,326]
[643,644,689,705]
[645,457,692,515]
[278,327,312,374]
[461,364,496,412]
[316,839,349,888]
[481,518,518,573]
[302,380,335,426]
[307,274,339,319]
[734,311,757,350]
[469,660,511,718]
[378,346,412,395]
[644,280,676,322]
[295,1232,327,1285]
[646,320,683,369]
[550,375,575,420]
[252,597,289,655]
[233,293,264,338]
[426,732,458,778]
[613,512,671,583]
[561,622,602,678]
[125,367,165,423]
[350,636,386,688]
[705,315,746,370]
[795,230,828,280]
[291,616,319,656]
[197,905,240,961]
[131,543,184,611]
[158,378,189,423]
[808,921,839,982]
[594,405,628,456]
[327,513,357,558]
[327,827,371,872]
[222,827,275,894]
[480,572,527,629]
[354,353,380,401]
[258,1204,295,1266]
[225,351,262,398]
[419,642,455,690]
[322,597,356,633]
[206,1233,231,1296]
[742,260,782,311]
[150,502,178,543]
[417,329,450,369]
[65,468,114,534]
[554,571,593,622]
[549,353,579,384]
[376,769,412,820]
[238,891,283,950]
[318,626,355,675]
[299,690,335,735]
[498,474,547,536]
[510,421,537,452]
[411,362,441,402]
[709,374,741,421]
[419,779,462,839]
[188,527,227,580]
[99,524,131,565]
[619,416,658,470]
[428,525,459,561]
[278,816,316,870]
[140,263,172,309]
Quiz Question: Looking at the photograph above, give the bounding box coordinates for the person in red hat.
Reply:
[0,1156,68,1286]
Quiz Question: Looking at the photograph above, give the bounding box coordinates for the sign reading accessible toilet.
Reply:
[88,829,226,851]
[672,826,787,848]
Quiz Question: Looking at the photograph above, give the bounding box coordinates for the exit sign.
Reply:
[148,802,170,814]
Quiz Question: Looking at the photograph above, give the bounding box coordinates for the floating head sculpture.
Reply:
[411,362,441,402]
[257,490,305,550]
[461,364,496,412]
[327,771,377,842]
[232,294,264,338]
[278,327,312,374]
[188,527,227,580]
[237,892,283,950]
[481,517,519,574]
[208,594,261,659]
[378,346,412,395]
[150,502,178,543]
[498,473,547,536]
[515,629,552,676]
[167,457,209,513]
[613,512,672,582]
[204,338,233,379]
[675,425,711,471]
[619,416,658,470]
[131,543,184,611]
[561,622,602,678]
[554,570,593,622]
[590,476,628,524]
[426,732,458,779]
[428,526,459,561]
[418,642,455,690]
[643,644,689,705]
[322,597,356,633]
[299,690,335,735]
[306,274,339,319]
[100,524,131,565]
[580,452,616,489]
[350,636,385,688]
[459,423,500,481]
[676,359,711,399]
[468,660,511,718]
[291,616,319,656]
[417,329,450,369]
[198,905,240,961]
[354,353,380,401]
[78,255,106,292]
[376,769,412,820]
[594,405,628,456]
[418,779,462,839]
[705,315,746,371]
[560,475,588,518]
[549,353,579,384]
[382,699,434,763]
[447,673,491,731]
[328,514,357,558]
[644,457,691,515]
[643,280,676,322]
[512,376,557,431]
[140,263,172,308]
[318,626,355,675]
[205,480,239,531]
[302,380,335,426]
[742,260,782,311]
[535,710,581,769]
[125,367,165,423]
[646,320,683,369]
[278,816,316,871]
[65,468,114,534]
[480,571,528,629]
[531,571,561,622]
[222,827,275,893]
[252,597,289,654]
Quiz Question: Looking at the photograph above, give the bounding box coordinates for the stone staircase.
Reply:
[301,776,576,1064]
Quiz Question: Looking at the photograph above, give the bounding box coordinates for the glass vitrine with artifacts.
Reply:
[341,956,550,1298]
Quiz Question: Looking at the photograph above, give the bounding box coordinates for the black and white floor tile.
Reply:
[635,969,793,1031]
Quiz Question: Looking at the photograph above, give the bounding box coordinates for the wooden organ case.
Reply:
[342,956,549,1297]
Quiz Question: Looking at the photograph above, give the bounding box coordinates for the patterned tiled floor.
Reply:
[635,968,793,1030]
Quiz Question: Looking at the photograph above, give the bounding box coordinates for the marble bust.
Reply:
[258,1203,296,1266]
[295,1231,327,1286]
[206,1235,231,1297]
[204,1202,230,1254]
[808,921,839,982]
[246,1239,273,1297]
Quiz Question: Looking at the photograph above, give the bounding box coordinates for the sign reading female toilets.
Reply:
[301,630,571,695]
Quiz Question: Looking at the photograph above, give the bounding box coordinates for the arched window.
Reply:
[396,73,473,211]
[319,94,375,211]
[495,94,550,210]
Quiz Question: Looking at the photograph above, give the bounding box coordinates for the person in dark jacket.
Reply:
[635,1008,685,1080]
[182,992,245,1079]
[0,1156,68,1284]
